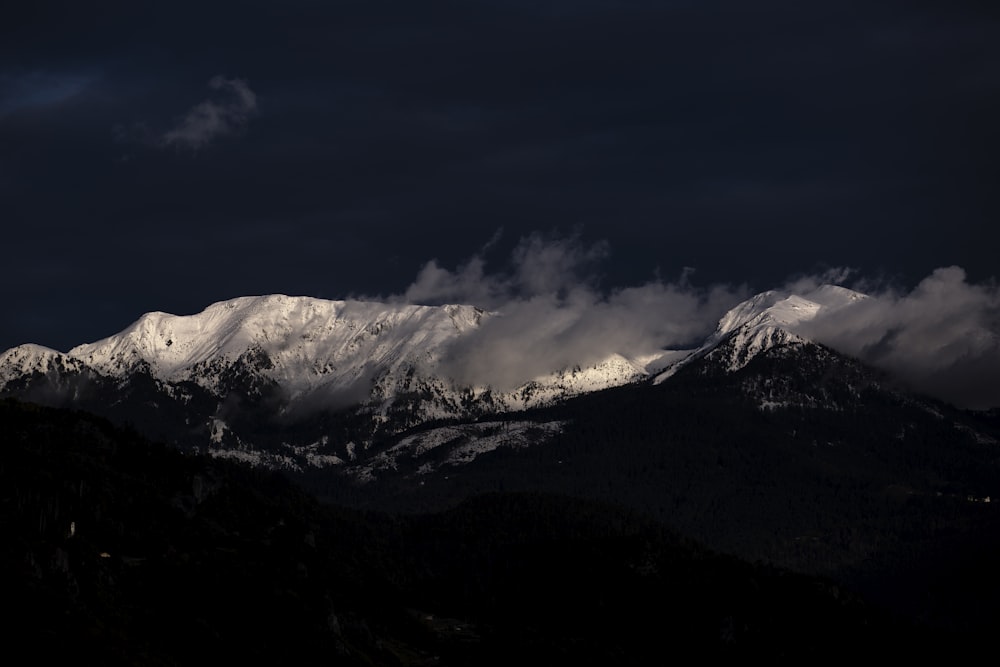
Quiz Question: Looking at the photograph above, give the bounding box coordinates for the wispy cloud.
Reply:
[390,231,749,390]
[390,233,1000,409]
[161,75,257,150]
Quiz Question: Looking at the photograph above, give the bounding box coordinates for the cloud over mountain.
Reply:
[393,234,1000,408]
[394,232,749,390]
[798,266,1000,410]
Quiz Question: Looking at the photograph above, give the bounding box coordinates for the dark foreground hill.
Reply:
[0,398,963,664]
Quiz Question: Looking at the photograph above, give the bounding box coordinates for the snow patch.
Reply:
[209,418,229,445]
[354,420,565,482]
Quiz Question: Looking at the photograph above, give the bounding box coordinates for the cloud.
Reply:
[797,266,1000,410]
[402,231,608,308]
[395,235,1000,409]
[161,76,257,150]
[394,231,749,390]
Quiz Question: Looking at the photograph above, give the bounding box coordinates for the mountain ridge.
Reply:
[1,283,992,478]
[1,285,872,405]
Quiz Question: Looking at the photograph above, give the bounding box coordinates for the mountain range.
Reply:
[4,284,1000,642]
[0,284,881,465]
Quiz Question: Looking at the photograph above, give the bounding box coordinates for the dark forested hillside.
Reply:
[0,398,969,664]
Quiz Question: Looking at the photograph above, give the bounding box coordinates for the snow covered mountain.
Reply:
[67,296,482,399]
[0,283,929,475]
[6,288,999,643]
[0,295,665,423]
[654,284,867,381]
[1,294,680,469]
[0,285,868,406]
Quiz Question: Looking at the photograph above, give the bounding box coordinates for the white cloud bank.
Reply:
[393,232,749,390]
[390,233,1000,410]
[799,266,1000,410]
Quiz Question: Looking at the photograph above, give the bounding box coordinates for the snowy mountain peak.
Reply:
[66,295,486,387]
[713,285,865,342]
[656,284,868,380]
[0,343,70,375]
[0,343,89,391]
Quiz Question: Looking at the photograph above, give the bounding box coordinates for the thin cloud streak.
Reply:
[161,76,257,150]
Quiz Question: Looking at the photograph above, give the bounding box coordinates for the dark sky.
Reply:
[2,0,998,354]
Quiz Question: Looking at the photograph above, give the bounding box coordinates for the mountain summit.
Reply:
[656,284,867,380]
[67,296,485,402]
